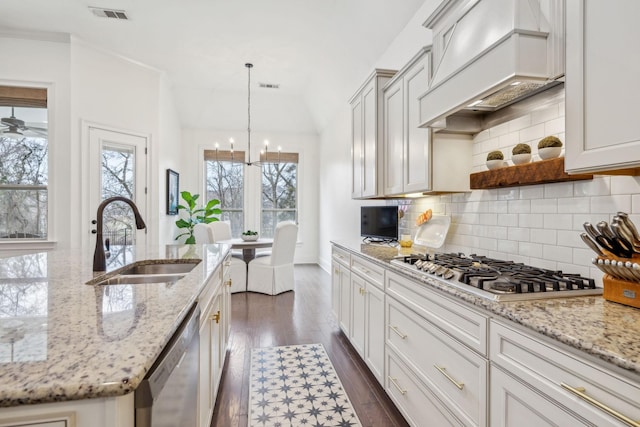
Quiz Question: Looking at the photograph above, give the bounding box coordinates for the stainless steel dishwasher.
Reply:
[135,304,200,427]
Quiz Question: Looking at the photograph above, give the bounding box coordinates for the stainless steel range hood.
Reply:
[418,0,565,132]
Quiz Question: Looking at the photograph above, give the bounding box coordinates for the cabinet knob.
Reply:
[225,279,232,287]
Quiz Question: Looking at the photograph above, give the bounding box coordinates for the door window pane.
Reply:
[101,145,136,245]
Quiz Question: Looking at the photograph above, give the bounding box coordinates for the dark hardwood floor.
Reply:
[211,264,409,427]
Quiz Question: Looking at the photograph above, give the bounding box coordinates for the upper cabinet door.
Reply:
[383,78,404,196]
[565,0,640,173]
[350,69,396,199]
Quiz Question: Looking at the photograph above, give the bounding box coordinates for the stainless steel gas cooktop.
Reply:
[390,253,603,302]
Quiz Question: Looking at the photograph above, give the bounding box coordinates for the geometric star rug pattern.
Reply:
[249,343,362,426]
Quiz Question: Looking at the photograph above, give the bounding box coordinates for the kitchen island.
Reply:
[0,244,229,425]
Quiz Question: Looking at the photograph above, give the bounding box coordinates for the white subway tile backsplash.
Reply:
[544,182,574,198]
[611,176,640,195]
[508,227,530,241]
[544,117,564,136]
[519,241,543,258]
[530,198,557,214]
[543,244,573,264]
[497,188,519,201]
[531,104,559,125]
[508,199,531,213]
[490,122,510,137]
[519,213,544,228]
[557,230,582,248]
[519,123,545,143]
[530,228,556,245]
[401,98,638,283]
[508,114,532,132]
[574,176,611,197]
[498,239,519,254]
[590,195,632,214]
[543,213,573,230]
[558,197,590,214]
[520,185,544,200]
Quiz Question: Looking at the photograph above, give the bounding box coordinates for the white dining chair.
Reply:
[209,221,243,259]
[247,221,298,295]
[193,223,247,293]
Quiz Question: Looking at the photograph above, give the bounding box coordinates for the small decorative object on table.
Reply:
[241,230,259,241]
[486,150,506,170]
[537,135,563,159]
[511,143,532,165]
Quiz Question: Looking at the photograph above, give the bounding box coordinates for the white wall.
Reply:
[180,128,319,263]
[0,33,182,251]
[317,0,438,270]
[0,34,72,251]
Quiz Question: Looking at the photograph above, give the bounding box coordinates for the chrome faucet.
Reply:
[93,197,146,271]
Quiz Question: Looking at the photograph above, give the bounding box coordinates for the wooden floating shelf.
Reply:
[470,157,593,190]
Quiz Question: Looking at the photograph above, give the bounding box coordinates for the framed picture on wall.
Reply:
[166,169,179,215]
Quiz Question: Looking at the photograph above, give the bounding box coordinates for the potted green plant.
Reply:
[241,230,259,241]
[175,191,222,244]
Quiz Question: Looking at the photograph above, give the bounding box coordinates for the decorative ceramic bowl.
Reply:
[486,160,507,170]
[538,146,563,160]
[511,153,532,165]
[241,234,259,241]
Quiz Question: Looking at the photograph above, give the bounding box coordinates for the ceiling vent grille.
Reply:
[89,7,129,20]
[259,83,280,89]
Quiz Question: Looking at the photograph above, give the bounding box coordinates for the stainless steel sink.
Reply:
[119,261,200,275]
[94,274,186,286]
[87,260,201,286]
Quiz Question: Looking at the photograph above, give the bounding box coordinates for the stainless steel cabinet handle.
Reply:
[389,325,407,339]
[434,365,464,390]
[388,376,407,395]
[561,383,640,427]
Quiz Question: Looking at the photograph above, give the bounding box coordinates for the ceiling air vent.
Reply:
[89,7,129,20]
[259,83,280,89]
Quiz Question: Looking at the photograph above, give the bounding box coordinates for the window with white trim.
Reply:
[260,152,298,238]
[0,87,48,241]
[204,149,245,237]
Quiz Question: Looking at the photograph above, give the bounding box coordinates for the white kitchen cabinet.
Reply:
[386,278,487,427]
[490,319,640,427]
[350,69,396,199]
[198,263,230,427]
[383,47,472,196]
[350,255,386,384]
[0,412,75,427]
[565,0,640,173]
[383,47,432,196]
[332,247,351,334]
[490,365,588,427]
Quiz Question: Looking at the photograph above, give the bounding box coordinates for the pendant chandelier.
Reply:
[216,62,281,166]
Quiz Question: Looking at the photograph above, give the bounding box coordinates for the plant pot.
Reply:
[511,153,532,165]
[538,146,563,160]
[241,234,259,241]
[486,159,507,170]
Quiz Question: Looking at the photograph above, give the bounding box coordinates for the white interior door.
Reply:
[89,127,148,250]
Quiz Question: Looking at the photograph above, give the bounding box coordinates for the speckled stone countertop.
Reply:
[0,243,228,407]
[332,240,640,380]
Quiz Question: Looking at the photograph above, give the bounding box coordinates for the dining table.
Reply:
[216,238,274,264]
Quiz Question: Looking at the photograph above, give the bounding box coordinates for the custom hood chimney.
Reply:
[418,0,565,132]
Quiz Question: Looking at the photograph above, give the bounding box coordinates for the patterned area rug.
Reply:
[249,343,362,426]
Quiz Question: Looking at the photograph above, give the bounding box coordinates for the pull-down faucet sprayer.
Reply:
[93,197,146,271]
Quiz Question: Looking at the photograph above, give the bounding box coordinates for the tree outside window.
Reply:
[261,153,298,238]
[204,150,245,237]
[0,133,48,240]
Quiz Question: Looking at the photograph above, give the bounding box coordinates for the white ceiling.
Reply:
[0,0,427,133]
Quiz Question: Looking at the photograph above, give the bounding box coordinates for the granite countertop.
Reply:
[332,240,640,379]
[0,243,229,407]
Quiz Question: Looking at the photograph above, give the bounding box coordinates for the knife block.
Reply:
[603,275,640,309]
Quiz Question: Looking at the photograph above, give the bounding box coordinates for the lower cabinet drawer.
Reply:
[491,319,640,427]
[387,298,487,427]
[386,349,463,427]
